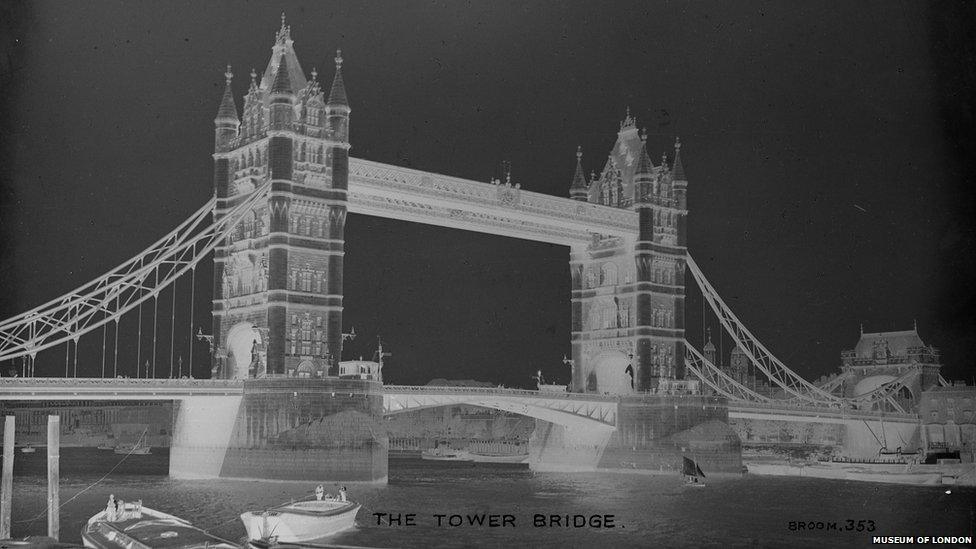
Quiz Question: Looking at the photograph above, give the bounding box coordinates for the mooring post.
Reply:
[1,415,14,539]
[47,415,59,540]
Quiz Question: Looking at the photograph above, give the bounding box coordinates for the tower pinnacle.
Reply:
[569,145,588,201]
[634,130,654,176]
[215,64,239,123]
[327,48,349,107]
[271,55,293,96]
[672,137,687,182]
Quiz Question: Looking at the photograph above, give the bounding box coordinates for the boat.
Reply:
[240,498,361,543]
[81,500,238,548]
[421,445,472,462]
[96,443,115,451]
[114,429,150,455]
[683,456,706,487]
[19,445,36,454]
[467,451,529,464]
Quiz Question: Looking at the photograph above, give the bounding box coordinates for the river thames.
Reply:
[4,449,974,548]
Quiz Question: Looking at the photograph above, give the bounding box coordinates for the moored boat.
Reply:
[240,498,361,543]
[683,456,707,487]
[19,445,36,454]
[114,428,151,455]
[467,451,528,464]
[421,445,472,462]
[81,500,238,548]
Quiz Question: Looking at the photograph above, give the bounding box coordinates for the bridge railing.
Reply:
[382,385,620,402]
[729,400,917,421]
[0,377,246,388]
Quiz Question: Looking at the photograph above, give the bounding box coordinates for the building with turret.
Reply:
[568,112,688,394]
[211,16,350,379]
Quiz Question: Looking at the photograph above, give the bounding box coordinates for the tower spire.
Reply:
[327,49,349,107]
[270,55,293,96]
[570,146,588,201]
[215,64,239,123]
[672,137,687,182]
[634,129,654,176]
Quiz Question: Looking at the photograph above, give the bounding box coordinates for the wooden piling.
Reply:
[1,415,14,539]
[47,415,59,540]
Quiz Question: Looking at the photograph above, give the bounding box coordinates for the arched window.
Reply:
[601,263,618,286]
[300,142,307,162]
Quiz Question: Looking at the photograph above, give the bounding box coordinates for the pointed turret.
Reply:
[632,130,654,204]
[326,49,351,143]
[569,146,588,201]
[215,65,239,123]
[703,328,717,365]
[214,65,240,152]
[327,49,349,108]
[271,55,294,96]
[269,55,296,131]
[634,129,654,177]
[671,137,688,212]
[671,137,687,182]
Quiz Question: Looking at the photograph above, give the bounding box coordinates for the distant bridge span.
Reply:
[382,385,619,430]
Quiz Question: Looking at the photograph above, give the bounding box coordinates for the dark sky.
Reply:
[1,1,974,386]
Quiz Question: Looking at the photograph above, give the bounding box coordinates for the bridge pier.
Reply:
[171,378,387,482]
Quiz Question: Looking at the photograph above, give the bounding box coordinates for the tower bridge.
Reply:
[0,16,950,481]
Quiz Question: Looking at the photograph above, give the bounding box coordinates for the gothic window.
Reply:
[317,145,324,164]
[292,314,298,325]
[311,218,319,237]
[290,329,298,355]
[301,271,312,292]
[255,148,262,165]
[624,269,633,284]
[300,142,307,162]
[314,274,322,293]
[601,263,618,286]
[316,316,322,327]
[308,108,319,126]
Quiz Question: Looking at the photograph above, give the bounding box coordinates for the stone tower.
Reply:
[211,17,350,379]
[568,112,688,394]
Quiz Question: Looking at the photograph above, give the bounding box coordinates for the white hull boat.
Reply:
[241,499,361,543]
[467,452,528,464]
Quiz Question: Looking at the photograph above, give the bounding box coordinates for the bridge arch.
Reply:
[382,389,617,432]
[226,322,262,379]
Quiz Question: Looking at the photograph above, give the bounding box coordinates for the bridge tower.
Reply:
[211,18,350,379]
[568,113,688,394]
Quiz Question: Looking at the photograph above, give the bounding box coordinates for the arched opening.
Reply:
[226,322,262,379]
[296,360,314,378]
[592,351,634,395]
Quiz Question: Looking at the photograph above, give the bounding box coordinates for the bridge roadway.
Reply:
[0,378,917,426]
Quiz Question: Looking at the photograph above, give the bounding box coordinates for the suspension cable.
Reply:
[152,269,159,378]
[169,278,177,378]
[136,299,143,378]
[113,294,120,378]
[100,322,107,378]
[187,264,196,378]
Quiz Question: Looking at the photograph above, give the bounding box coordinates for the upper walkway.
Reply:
[347,158,638,246]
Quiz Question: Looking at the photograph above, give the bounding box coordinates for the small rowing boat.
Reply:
[81,499,237,548]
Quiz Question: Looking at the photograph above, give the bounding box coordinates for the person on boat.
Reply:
[315,484,325,501]
[105,495,117,521]
[339,486,347,502]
